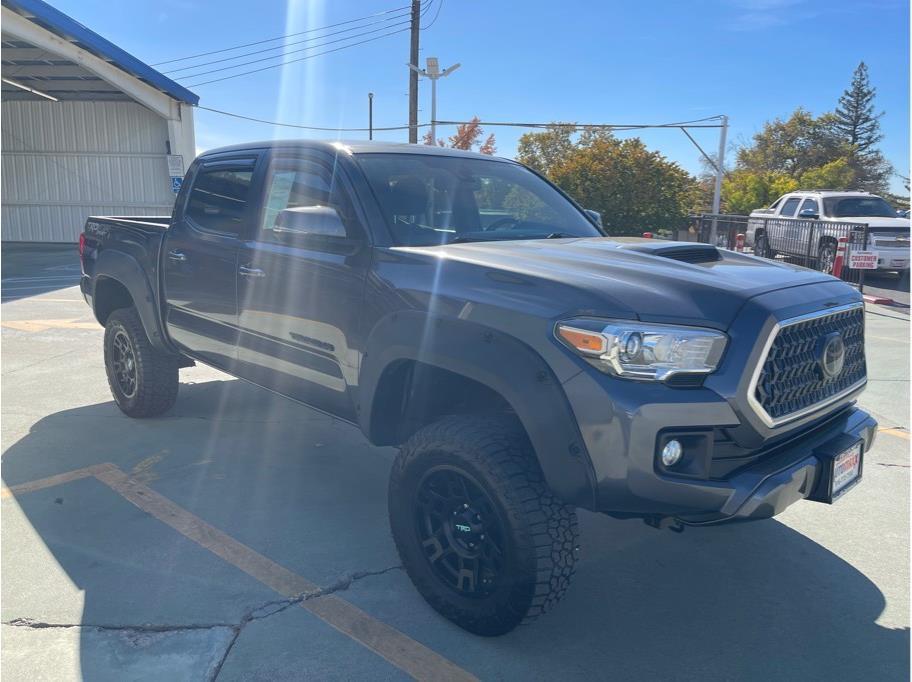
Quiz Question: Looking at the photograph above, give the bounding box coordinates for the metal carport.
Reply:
[1,0,198,242]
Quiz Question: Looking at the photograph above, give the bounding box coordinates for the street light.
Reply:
[408,56,460,144]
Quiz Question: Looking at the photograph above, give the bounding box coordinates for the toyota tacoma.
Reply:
[79,141,876,636]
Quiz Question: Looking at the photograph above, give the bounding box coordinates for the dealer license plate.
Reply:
[831,442,862,499]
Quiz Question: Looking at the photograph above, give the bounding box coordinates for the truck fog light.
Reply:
[661,440,683,467]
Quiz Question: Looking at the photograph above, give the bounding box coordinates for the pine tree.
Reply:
[833,62,883,152]
[832,62,892,192]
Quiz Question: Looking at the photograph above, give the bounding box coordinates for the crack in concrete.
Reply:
[5,565,403,681]
[208,564,402,681]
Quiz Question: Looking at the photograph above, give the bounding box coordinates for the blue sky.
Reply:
[55,0,910,193]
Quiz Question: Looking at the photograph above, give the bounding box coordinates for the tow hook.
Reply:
[643,516,685,533]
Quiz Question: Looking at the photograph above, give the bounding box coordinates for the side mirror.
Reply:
[274,206,347,239]
[584,209,603,227]
[798,208,819,219]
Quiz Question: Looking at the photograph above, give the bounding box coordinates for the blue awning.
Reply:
[2,0,199,105]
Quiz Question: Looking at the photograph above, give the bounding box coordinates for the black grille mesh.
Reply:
[755,306,866,420]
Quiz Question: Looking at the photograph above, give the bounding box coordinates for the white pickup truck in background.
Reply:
[747,191,910,275]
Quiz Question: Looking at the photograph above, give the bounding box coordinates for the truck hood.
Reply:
[826,216,910,232]
[402,237,846,330]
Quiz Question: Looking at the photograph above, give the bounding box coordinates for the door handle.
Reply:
[168,250,187,262]
[239,265,266,279]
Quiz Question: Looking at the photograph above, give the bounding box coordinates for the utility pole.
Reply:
[408,57,461,144]
[368,92,374,140]
[709,114,729,244]
[408,0,420,143]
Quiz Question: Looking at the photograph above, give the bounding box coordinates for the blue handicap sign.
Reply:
[170,176,183,194]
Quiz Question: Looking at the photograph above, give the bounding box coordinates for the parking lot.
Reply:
[1,247,909,681]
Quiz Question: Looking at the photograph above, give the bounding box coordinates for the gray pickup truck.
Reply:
[80,140,876,636]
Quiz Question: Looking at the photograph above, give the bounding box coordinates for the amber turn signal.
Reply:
[557,326,606,355]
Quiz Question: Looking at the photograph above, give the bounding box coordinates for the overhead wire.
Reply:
[185,27,410,87]
[163,8,414,75]
[195,104,425,132]
[151,2,414,66]
[175,20,412,81]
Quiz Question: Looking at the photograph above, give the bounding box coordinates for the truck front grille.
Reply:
[752,304,866,426]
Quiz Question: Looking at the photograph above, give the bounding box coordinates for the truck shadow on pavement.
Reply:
[2,379,909,680]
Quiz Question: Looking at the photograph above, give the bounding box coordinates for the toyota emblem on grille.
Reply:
[818,332,846,379]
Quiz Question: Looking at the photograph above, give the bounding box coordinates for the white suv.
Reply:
[747,191,910,274]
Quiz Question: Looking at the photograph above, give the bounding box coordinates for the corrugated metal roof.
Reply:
[2,0,199,105]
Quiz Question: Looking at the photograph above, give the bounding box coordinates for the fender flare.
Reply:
[93,250,173,353]
[359,311,598,508]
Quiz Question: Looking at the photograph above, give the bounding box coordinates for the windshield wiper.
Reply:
[447,232,577,244]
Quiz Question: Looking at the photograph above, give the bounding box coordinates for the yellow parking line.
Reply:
[879,427,911,440]
[0,463,113,500]
[6,463,477,682]
[1,319,98,332]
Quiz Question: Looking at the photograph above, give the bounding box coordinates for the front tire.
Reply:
[817,241,837,274]
[389,416,579,636]
[104,307,179,417]
[755,233,774,259]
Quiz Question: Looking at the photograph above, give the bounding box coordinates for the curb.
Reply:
[863,294,895,305]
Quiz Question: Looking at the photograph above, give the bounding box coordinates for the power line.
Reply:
[193,108,724,135]
[185,26,411,88]
[152,3,414,66]
[431,118,726,130]
[175,21,412,81]
[196,104,424,132]
[164,10,412,75]
[422,0,443,29]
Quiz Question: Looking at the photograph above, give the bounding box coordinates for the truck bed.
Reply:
[87,216,171,230]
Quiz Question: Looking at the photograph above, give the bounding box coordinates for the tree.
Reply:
[423,116,496,154]
[518,126,702,235]
[798,158,855,191]
[736,109,851,178]
[833,62,883,153]
[722,170,798,215]
[831,62,892,192]
[515,125,575,175]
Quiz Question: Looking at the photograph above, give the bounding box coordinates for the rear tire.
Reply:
[388,415,579,636]
[104,307,179,417]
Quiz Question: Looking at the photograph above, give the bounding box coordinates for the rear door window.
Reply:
[186,166,254,235]
[778,197,801,217]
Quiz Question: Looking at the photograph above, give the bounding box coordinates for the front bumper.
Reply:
[872,247,909,271]
[677,407,875,523]
[564,353,876,520]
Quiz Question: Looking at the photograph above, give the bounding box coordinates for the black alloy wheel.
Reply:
[103,307,179,417]
[415,466,506,598]
[110,329,138,399]
[389,415,579,636]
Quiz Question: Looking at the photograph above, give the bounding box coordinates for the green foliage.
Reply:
[722,170,798,215]
[518,126,702,235]
[830,62,892,192]
[833,62,883,152]
[728,63,894,205]
[798,159,856,191]
[736,109,851,178]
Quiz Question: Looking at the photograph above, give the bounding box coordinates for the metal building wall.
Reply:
[1,100,176,242]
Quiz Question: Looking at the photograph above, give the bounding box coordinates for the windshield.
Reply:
[357,153,602,246]
[822,196,898,218]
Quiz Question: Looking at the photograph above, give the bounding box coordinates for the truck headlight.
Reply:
[556,319,727,381]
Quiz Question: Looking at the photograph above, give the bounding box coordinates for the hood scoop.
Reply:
[621,242,722,264]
